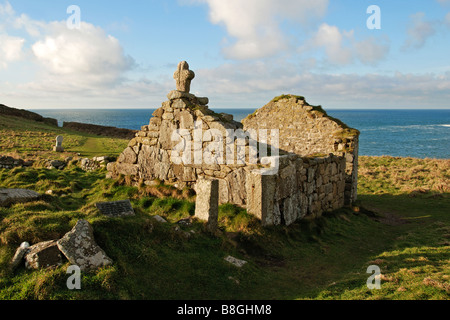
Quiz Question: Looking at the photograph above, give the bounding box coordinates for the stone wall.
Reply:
[0,156,24,169]
[246,154,346,226]
[106,90,253,206]
[242,94,359,205]
[107,92,350,227]
[107,62,360,226]
[0,156,34,169]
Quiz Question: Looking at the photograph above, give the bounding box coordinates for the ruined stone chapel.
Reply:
[107,61,360,226]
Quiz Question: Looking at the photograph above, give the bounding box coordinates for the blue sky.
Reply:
[1,0,450,110]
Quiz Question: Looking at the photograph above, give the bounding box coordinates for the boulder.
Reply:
[24,240,63,269]
[48,160,66,169]
[219,113,233,121]
[224,256,247,268]
[152,215,167,223]
[9,242,30,271]
[197,97,209,106]
[57,220,113,272]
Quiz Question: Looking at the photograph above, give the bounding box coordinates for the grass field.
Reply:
[0,115,448,300]
[0,114,128,159]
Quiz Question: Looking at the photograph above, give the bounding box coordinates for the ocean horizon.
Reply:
[33,108,450,160]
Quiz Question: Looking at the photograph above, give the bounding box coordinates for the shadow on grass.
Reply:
[298,192,450,300]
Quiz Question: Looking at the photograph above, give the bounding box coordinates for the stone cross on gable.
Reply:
[174,61,195,93]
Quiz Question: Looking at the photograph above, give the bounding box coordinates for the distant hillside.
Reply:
[0,104,136,140]
[0,104,58,126]
[63,121,137,140]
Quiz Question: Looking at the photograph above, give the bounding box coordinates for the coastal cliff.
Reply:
[0,104,58,127]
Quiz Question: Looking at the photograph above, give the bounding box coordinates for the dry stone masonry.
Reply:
[107,61,246,204]
[80,156,113,172]
[0,156,26,169]
[246,154,346,226]
[108,62,360,226]
[242,95,359,206]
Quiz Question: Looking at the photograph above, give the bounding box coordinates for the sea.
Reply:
[33,108,450,159]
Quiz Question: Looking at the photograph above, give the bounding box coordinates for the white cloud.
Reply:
[0,1,142,107]
[13,13,46,37]
[0,0,13,16]
[31,21,135,87]
[194,0,389,66]
[0,1,135,88]
[312,24,353,65]
[1,0,448,111]
[194,61,450,109]
[0,34,25,68]
[305,23,389,66]
[403,12,436,49]
[354,36,390,65]
[196,0,329,60]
